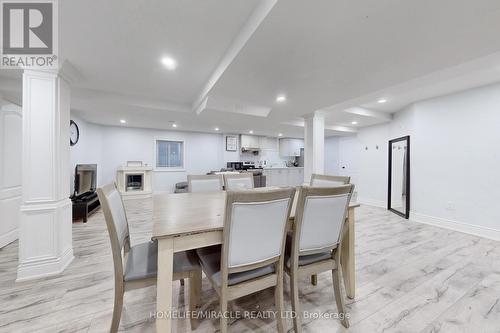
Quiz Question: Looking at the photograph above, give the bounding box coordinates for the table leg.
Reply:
[341,208,355,299]
[156,237,174,333]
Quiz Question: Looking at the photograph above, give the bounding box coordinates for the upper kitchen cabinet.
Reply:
[240,134,260,149]
[279,138,304,156]
[259,137,278,151]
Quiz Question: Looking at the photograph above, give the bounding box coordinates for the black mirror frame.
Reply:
[387,135,410,219]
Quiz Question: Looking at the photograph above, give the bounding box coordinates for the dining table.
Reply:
[152,188,360,332]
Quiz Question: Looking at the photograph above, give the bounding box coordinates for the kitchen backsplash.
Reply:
[239,149,292,168]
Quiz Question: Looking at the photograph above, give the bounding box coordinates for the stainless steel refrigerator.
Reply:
[297,148,304,167]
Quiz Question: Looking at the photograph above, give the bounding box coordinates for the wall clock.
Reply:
[70,120,80,146]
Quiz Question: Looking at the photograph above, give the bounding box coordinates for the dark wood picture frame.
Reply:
[387,135,410,219]
[226,135,237,151]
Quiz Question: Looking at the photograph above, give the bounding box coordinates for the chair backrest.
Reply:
[188,174,224,193]
[310,174,350,187]
[97,183,130,278]
[223,173,254,190]
[294,185,353,255]
[222,188,295,276]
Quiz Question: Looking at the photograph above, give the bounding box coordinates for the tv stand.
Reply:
[72,191,100,223]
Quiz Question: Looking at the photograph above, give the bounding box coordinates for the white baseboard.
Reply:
[0,228,18,248]
[16,247,74,282]
[357,197,386,208]
[410,211,500,242]
[353,198,500,242]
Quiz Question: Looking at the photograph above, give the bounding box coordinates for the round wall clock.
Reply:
[70,120,80,146]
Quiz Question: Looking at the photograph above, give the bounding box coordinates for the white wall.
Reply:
[222,134,240,164]
[70,118,230,192]
[324,137,340,175]
[70,116,103,193]
[0,102,22,248]
[340,83,500,239]
[70,120,294,192]
[100,126,224,192]
[355,107,416,206]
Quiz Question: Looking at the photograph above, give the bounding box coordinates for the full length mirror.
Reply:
[388,136,410,219]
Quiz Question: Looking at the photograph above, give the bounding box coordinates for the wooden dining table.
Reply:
[152,189,359,332]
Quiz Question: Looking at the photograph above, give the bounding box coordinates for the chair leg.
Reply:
[290,271,302,333]
[332,267,350,328]
[111,283,124,333]
[311,274,318,286]
[220,293,228,333]
[275,270,286,333]
[189,271,202,330]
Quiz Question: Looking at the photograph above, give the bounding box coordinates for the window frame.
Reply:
[154,137,186,172]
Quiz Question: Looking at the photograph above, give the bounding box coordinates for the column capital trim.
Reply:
[22,59,81,85]
[303,111,326,120]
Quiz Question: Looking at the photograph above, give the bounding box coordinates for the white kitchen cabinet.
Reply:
[263,168,304,187]
[259,136,278,151]
[279,138,304,156]
[273,169,288,186]
[287,168,304,186]
[240,134,260,148]
[262,169,273,186]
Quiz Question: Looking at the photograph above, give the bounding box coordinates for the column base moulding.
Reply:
[17,199,73,281]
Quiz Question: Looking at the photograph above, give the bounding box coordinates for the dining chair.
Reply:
[223,173,254,190]
[308,174,351,285]
[310,173,350,187]
[188,174,224,192]
[196,187,295,333]
[97,183,202,332]
[285,184,354,331]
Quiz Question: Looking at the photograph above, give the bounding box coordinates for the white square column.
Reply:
[17,69,73,281]
[304,112,325,183]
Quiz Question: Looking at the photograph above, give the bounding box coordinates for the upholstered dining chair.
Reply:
[188,174,224,192]
[97,183,202,332]
[285,184,354,331]
[196,187,295,333]
[310,173,350,187]
[223,173,254,190]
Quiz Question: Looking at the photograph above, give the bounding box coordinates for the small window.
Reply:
[156,140,184,169]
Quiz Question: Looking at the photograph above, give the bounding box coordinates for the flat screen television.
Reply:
[73,164,97,197]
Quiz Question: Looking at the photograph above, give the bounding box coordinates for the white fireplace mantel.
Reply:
[116,166,153,199]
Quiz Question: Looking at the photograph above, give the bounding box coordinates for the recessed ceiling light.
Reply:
[214,127,219,131]
[351,121,358,125]
[172,123,177,128]
[276,95,287,103]
[249,130,254,134]
[161,56,177,70]
[120,119,126,124]
[377,98,387,104]
[278,133,283,137]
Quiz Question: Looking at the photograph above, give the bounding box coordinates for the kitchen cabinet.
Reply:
[279,138,304,156]
[240,135,260,149]
[287,167,304,186]
[263,168,304,187]
[273,169,288,186]
[258,137,278,151]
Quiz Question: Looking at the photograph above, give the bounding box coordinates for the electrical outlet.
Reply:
[446,201,456,211]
